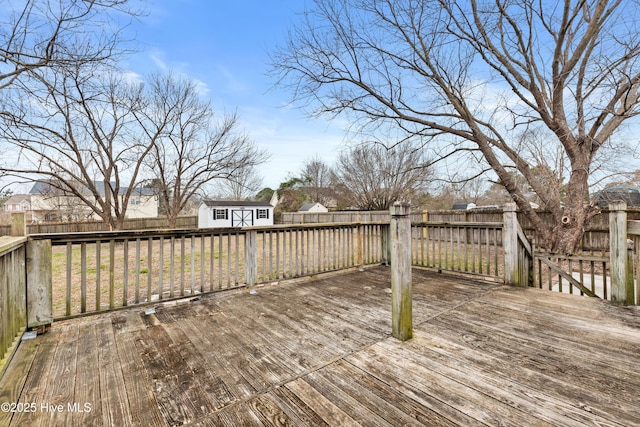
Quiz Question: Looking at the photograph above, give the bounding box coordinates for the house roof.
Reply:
[202,200,273,208]
[299,202,324,212]
[29,180,154,196]
[4,194,31,205]
[29,180,60,195]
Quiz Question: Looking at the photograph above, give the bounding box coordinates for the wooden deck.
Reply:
[1,266,639,426]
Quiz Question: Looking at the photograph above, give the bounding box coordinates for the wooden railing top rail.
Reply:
[412,221,503,228]
[27,222,390,244]
[0,236,27,256]
[28,227,245,243]
[244,221,390,230]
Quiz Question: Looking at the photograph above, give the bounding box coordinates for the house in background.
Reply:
[298,202,329,213]
[122,186,158,219]
[198,200,274,228]
[3,194,33,223]
[29,180,158,222]
[4,195,32,213]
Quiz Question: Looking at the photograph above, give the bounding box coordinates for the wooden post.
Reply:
[26,239,52,333]
[380,224,390,266]
[503,203,519,286]
[421,209,428,241]
[356,224,364,268]
[609,202,631,304]
[11,212,26,237]
[390,201,412,341]
[245,229,258,291]
[626,243,635,306]
[630,220,640,305]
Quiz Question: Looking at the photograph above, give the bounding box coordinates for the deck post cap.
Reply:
[503,202,518,212]
[390,201,410,216]
[608,201,627,211]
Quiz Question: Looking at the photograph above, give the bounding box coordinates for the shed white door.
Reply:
[232,209,253,227]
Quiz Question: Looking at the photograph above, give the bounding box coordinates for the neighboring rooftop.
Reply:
[29,180,154,196]
[202,199,273,207]
[3,194,31,205]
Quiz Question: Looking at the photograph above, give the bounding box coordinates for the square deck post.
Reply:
[390,201,412,341]
[503,203,519,286]
[26,239,52,332]
[609,202,633,304]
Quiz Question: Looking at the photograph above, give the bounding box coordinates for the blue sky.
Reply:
[125,0,346,190]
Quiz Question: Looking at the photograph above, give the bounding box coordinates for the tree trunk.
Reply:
[548,167,593,254]
[168,215,177,229]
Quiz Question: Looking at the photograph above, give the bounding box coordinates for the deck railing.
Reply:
[0,237,27,376]
[530,203,636,302]
[4,203,637,338]
[29,223,388,319]
[533,253,609,299]
[411,222,504,280]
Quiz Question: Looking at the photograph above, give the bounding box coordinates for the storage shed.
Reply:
[198,200,274,228]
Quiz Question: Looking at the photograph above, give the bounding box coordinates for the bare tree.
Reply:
[272,0,640,252]
[333,142,431,210]
[0,0,138,91]
[142,73,269,227]
[219,164,264,200]
[299,155,336,206]
[0,65,158,229]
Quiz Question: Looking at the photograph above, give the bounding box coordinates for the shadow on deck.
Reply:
[1,266,639,426]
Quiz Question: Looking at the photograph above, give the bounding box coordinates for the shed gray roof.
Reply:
[202,200,273,208]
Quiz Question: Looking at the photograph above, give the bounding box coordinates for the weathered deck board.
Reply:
[1,266,639,426]
[71,322,101,427]
[0,339,39,427]
[113,314,166,427]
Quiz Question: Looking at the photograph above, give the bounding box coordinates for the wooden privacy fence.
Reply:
[28,222,388,319]
[0,216,198,235]
[281,210,425,224]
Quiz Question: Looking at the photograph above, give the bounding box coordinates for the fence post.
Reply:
[11,212,26,237]
[245,229,258,292]
[609,202,632,304]
[26,239,52,333]
[503,203,519,286]
[390,201,412,341]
